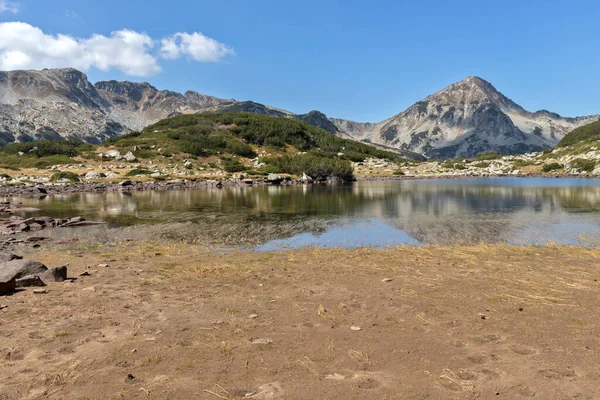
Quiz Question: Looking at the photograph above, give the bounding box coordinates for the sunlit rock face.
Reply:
[331,77,599,159]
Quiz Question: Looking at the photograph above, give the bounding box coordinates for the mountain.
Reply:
[0,68,597,158]
[0,68,231,145]
[331,77,599,158]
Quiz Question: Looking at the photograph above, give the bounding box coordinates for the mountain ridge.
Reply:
[0,68,597,158]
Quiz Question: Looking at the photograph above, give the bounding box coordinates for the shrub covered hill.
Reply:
[105,112,422,181]
[558,119,600,147]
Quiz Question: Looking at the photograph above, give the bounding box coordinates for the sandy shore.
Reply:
[1,243,599,399]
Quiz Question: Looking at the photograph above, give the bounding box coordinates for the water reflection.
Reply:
[6,177,600,247]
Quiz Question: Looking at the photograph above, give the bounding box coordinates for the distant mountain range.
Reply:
[0,68,597,158]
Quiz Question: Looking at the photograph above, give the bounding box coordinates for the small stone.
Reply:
[325,373,346,380]
[212,320,224,325]
[382,278,393,283]
[127,374,135,380]
[350,325,362,331]
[481,315,487,320]
[0,304,8,310]
[98,263,109,268]
[82,286,96,292]
[79,271,91,277]
[248,314,258,319]
[251,338,272,345]
[33,288,47,294]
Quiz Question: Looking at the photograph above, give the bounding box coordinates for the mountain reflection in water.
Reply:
[6,177,600,248]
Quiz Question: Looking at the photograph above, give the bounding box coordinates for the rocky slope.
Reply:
[332,77,599,158]
[0,68,231,145]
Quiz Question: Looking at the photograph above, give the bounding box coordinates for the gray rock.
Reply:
[0,260,48,294]
[120,180,133,186]
[267,174,283,184]
[123,152,137,162]
[0,278,15,295]
[16,275,46,288]
[40,266,67,283]
[0,252,22,262]
[85,171,107,179]
[301,172,313,183]
[105,150,121,158]
[0,260,48,280]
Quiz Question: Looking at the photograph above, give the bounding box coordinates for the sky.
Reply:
[0,0,599,122]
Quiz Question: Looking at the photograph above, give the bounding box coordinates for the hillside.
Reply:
[558,119,600,147]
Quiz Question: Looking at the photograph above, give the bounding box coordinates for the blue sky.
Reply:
[1,0,599,122]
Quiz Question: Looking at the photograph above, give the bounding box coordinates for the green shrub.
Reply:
[442,161,466,170]
[221,158,247,172]
[559,120,600,147]
[476,151,501,161]
[571,158,596,172]
[513,159,535,167]
[472,161,490,168]
[393,170,405,176]
[50,171,81,183]
[125,168,152,176]
[263,154,354,181]
[2,140,80,157]
[542,162,563,172]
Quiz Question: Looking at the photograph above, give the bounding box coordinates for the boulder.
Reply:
[40,266,67,283]
[301,172,314,183]
[120,180,133,186]
[0,252,22,262]
[85,171,107,179]
[0,260,48,294]
[123,152,137,162]
[0,278,15,295]
[105,150,121,158]
[267,174,283,184]
[16,275,46,288]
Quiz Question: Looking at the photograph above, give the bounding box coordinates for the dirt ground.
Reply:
[1,243,600,399]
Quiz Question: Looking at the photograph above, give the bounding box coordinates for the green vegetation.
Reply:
[442,160,466,170]
[221,157,246,173]
[570,158,596,172]
[558,120,600,147]
[0,140,89,169]
[393,170,405,176]
[513,159,536,167]
[472,161,490,168]
[476,151,501,161]
[125,168,152,177]
[107,113,411,180]
[262,154,353,181]
[542,162,564,172]
[50,171,81,183]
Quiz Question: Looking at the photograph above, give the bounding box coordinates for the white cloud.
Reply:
[160,32,235,62]
[0,22,234,77]
[0,1,19,13]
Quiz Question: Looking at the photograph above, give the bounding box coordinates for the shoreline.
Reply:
[0,173,598,198]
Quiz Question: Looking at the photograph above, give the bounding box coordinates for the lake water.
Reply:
[7,177,600,249]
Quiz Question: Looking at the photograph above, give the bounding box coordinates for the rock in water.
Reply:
[267,174,283,184]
